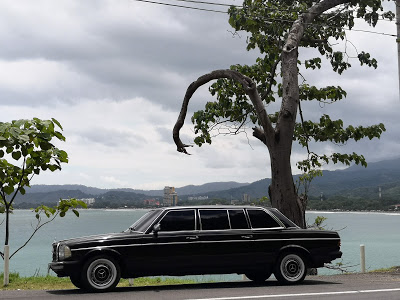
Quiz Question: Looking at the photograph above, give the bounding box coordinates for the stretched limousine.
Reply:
[49,206,342,292]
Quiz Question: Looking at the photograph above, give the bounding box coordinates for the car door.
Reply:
[246,208,286,264]
[195,208,255,274]
[141,208,201,276]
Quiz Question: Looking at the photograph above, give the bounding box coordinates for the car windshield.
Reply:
[125,209,162,233]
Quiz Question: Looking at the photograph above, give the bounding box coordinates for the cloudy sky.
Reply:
[0,0,398,190]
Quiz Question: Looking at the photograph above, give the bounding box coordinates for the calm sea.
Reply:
[0,209,399,279]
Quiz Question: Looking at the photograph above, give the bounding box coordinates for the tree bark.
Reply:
[268,146,305,228]
[270,0,350,228]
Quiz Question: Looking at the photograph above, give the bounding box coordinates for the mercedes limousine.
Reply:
[49,206,342,292]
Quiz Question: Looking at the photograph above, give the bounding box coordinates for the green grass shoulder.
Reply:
[0,272,199,290]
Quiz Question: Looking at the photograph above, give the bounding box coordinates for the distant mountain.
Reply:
[308,157,400,197]
[183,178,272,201]
[13,157,400,207]
[27,185,106,195]
[23,181,249,197]
[14,189,92,208]
[179,158,400,201]
[176,182,249,196]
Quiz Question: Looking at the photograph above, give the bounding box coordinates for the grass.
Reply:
[368,266,400,273]
[0,272,199,291]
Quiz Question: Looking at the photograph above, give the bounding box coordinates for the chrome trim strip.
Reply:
[71,237,340,252]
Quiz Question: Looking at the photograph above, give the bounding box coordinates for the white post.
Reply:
[3,245,10,286]
[360,244,366,273]
[128,278,134,286]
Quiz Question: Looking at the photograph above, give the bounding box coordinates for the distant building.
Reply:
[144,199,160,206]
[188,196,209,201]
[78,198,95,206]
[390,204,400,211]
[242,194,251,203]
[163,186,178,206]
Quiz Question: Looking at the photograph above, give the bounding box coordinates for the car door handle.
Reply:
[241,235,253,239]
[186,236,199,240]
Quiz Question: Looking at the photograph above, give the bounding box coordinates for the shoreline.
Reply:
[11,207,400,215]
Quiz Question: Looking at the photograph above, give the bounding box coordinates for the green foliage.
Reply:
[189,0,391,170]
[296,169,323,197]
[33,199,87,220]
[0,118,68,205]
[253,196,271,206]
[308,215,328,229]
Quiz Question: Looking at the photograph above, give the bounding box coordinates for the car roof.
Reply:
[156,205,271,211]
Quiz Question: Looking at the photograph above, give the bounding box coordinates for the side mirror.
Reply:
[153,223,161,236]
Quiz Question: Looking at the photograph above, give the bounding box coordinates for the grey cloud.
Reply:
[0,1,257,110]
[76,127,147,148]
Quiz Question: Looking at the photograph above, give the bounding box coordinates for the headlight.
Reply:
[58,244,72,261]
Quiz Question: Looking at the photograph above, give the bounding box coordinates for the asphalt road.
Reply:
[2,273,400,300]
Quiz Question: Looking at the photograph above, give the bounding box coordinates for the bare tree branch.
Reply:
[9,211,59,259]
[173,69,275,154]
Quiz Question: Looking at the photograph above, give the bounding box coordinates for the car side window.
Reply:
[199,210,230,230]
[247,209,281,229]
[159,210,195,232]
[228,209,249,229]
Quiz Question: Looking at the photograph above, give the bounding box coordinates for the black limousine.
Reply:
[49,206,342,292]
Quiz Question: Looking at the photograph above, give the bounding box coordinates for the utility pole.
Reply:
[397,0,400,98]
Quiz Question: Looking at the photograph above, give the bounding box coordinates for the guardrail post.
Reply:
[360,244,366,273]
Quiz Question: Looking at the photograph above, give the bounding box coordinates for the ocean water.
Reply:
[0,209,399,279]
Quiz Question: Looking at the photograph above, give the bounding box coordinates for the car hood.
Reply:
[56,231,143,247]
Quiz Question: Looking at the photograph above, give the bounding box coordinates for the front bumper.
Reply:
[49,261,81,277]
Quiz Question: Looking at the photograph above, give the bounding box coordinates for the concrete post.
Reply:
[3,245,10,286]
[360,244,366,273]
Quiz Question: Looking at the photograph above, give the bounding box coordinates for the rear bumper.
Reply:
[311,250,342,268]
[49,261,81,277]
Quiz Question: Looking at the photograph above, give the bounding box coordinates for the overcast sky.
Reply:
[0,0,398,190]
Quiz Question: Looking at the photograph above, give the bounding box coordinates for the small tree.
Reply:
[0,118,86,285]
[173,0,392,227]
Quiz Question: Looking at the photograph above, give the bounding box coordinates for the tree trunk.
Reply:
[5,205,9,246]
[3,205,10,286]
[268,146,306,228]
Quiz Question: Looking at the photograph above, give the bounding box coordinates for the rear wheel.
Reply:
[274,253,307,284]
[81,256,121,292]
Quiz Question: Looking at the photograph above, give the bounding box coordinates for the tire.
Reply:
[245,270,272,283]
[274,253,307,284]
[70,273,84,289]
[81,256,121,292]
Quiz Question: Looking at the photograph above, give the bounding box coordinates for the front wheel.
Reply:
[81,256,121,292]
[70,273,84,289]
[274,253,307,284]
[245,270,272,283]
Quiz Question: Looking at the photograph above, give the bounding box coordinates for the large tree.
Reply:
[173,0,392,227]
